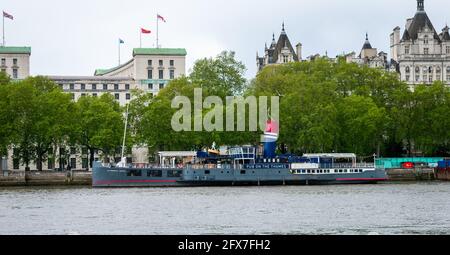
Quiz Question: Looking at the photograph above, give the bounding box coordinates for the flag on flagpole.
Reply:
[157,14,166,23]
[119,38,124,44]
[3,11,13,20]
[141,28,151,34]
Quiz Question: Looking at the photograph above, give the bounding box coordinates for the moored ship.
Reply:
[92,119,387,187]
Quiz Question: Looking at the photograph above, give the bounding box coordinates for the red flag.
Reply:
[141,28,151,34]
[3,11,13,20]
[157,14,166,23]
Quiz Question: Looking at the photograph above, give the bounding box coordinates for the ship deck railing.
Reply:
[332,163,375,169]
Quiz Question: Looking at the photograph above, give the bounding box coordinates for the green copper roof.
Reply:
[0,46,31,54]
[133,48,187,56]
[94,59,133,76]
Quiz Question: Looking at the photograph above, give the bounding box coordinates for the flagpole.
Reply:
[2,14,5,46]
[156,15,159,48]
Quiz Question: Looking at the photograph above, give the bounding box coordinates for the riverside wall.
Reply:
[0,170,92,187]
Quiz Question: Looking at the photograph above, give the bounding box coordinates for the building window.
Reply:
[92,84,97,90]
[170,70,175,79]
[115,93,120,100]
[283,55,289,63]
[148,60,152,66]
[447,46,450,54]
[71,93,75,100]
[126,93,131,100]
[170,60,174,66]
[13,158,20,170]
[103,84,108,90]
[70,158,77,169]
[125,84,130,90]
[148,70,153,79]
[1,58,5,66]
[424,35,429,44]
[148,83,153,90]
[70,84,75,90]
[406,75,410,82]
[159,70,164,79]
[48,158,55,170]
[81,93,86,97]
[159,60,163,66]
[12,69,18,79]
[13,58,18,66]
[405,66,410,73]
[93,93,98,97]
[405,45,410,54]
[159,83,164,90]
[82,158,88,169]
[81,84,86,91]
[424,48,429,55]
[114,84,119,91]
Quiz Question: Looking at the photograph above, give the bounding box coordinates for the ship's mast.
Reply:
[121,104,129,161]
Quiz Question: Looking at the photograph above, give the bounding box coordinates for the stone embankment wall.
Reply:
[0,171,92,186]
[386,168,435,181]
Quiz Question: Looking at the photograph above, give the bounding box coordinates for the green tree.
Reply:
[190,51,247,97]
[74,94,124,168]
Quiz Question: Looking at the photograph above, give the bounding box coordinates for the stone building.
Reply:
[1,47,186,171]
[345,33,388,69]
[0,46,31,80]
[257,23,302,72]
[390,0,450,88]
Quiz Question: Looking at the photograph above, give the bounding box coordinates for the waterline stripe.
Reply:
[335,178,388,181]
[94,180,178,185]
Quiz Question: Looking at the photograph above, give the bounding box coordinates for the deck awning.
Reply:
[158,151,197,158]
[303,153,357,159]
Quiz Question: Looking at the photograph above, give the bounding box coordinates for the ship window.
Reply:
[240,170,246,175]
[307,170,311,174]
[302,170,306,174]
[127,170,142,177]
[205,170,210,175]
[147,170,162,177]
[168,170,182,177]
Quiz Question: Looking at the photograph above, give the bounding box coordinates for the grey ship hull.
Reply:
[180,167,387,186]
[93,162,387,188]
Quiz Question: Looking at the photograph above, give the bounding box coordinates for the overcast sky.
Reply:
[2,0,450,78]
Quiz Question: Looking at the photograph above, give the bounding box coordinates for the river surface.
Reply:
[1,182,450,235]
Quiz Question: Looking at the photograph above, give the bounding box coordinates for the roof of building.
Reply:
[46,75,132,82]
[441,26,450,41]
[362,33,373,50]
[402,8,441,42]
[0,46,31,55]
[271,26,298,63]
[94,59,134,76]
[133,48,187,56]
